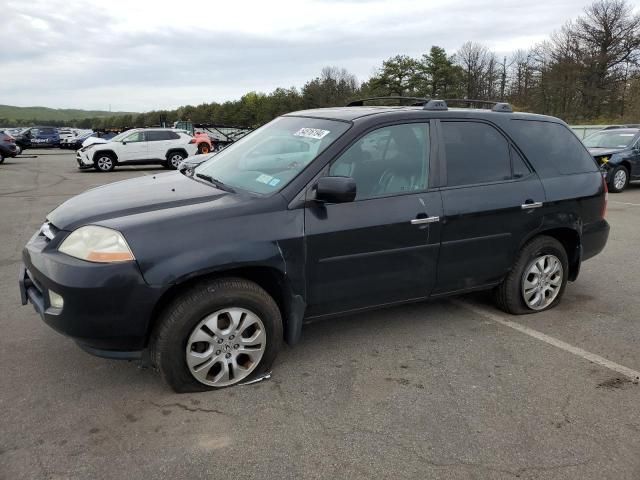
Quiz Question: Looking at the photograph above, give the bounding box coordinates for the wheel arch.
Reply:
[166,148,188,159]
[92,149,118,162]
[523,227,581,281]
[146,266,305,348]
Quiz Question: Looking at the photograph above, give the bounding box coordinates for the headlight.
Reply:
[59,225,135,263]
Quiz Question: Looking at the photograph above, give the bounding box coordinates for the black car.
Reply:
[0,131,19,162]
[19,99,609,392]
[583,128,640,193]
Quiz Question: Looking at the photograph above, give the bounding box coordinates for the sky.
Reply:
[1,0,635,112]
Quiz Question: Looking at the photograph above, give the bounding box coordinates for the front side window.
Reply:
[194,116,350,194]
[329,123,430,200]
[124,132,144,143]
[442,121,511,186]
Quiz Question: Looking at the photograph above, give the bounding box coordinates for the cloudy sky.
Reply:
[1,0,633,112]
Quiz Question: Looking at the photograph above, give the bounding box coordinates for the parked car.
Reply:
[61,131,96,150]
[75,128,197,171]
[20,99,609,392]
[583,128,640,193]
[0,131,18,162]
[13,126,60,149]
[81,132,117,149]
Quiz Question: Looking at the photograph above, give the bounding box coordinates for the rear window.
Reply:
[509,120,598,176]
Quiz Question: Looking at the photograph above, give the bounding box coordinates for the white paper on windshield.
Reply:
[619,134,635,136]
[256,174,273,184]
[294,128,330,140]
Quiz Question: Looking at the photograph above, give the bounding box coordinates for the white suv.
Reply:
[76,128,197,172]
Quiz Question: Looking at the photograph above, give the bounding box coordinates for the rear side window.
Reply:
[442,121,511,186]
[147,131,175,141]
[509,120,598,176]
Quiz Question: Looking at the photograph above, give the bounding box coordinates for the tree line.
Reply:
[3,0,638,129]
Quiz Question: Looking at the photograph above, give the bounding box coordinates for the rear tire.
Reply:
[151,277,283,392]
[198,143,211,154]
[165,151,186,169]
[608,165,628,193]
[494,236,569,315]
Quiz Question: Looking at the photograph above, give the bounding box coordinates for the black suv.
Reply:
[19,99,609,392]
[583,128,640,193]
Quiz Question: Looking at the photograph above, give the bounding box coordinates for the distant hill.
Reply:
[0,104,135,123]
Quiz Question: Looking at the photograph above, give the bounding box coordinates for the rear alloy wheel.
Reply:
[608,165,628,193]
[166,152,185,169]
[151,277,282,392]
[494,235,568,314]
[94,154,115,172]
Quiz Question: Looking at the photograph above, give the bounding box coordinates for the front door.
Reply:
[118,131,148,162]
[304,122,442,317]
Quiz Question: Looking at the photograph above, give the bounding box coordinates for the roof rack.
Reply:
[437,99,513,113]
[347,96,429,107]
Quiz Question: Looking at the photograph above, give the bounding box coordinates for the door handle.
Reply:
[521,201,543,210]
[411,216,440,225]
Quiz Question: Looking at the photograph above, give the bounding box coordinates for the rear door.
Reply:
[146,130,172,159]
[304,121,442,317]
[433,120,546,294]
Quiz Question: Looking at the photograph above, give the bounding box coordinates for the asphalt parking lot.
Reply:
[1,149,639,479]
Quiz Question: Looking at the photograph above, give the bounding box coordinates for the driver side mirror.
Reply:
[315,176,356,203]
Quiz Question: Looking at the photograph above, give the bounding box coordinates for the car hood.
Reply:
[48,171,234,230]
[587,147,625,157]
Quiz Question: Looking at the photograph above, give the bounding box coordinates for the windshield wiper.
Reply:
[195,173,236,193]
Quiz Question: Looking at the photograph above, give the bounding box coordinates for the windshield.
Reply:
[584,131,637,149]
[193,116,350,194]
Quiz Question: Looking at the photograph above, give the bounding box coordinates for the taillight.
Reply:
[601,175,608,219]
[189,138,196,144]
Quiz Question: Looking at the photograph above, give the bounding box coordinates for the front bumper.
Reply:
[76,150,93,169]
[19,228,166,358]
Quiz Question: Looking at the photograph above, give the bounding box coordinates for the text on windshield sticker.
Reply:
[294,128,330,140]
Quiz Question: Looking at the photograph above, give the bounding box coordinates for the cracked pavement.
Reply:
[1,151,639,479]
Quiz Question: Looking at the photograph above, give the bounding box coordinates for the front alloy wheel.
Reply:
[151,277,282,392]
[186,308,266,387]
[95,155,115,172]
[609,166,628,193]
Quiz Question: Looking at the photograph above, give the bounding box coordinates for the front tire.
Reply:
[151,277,283,392]
[608,165,628,193]
[494,236,569,315]
[94,153,116,172]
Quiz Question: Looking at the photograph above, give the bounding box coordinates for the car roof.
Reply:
[595,128,639,134]
[284,106,557,122]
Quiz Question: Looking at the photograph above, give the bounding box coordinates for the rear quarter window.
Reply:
[509,120,598,176]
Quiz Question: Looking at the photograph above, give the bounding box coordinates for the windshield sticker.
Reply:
[619,134,635,136]
[256,174,274,184]
[268,178,281,187]
[293,128,330,140]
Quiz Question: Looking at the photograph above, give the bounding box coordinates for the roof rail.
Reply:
[443,99,513,113]
[346,96,429,107]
